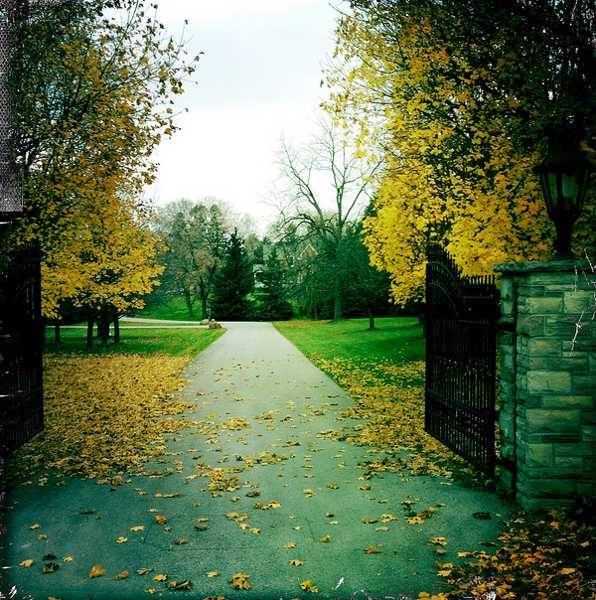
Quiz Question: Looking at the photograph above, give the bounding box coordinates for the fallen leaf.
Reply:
[429,536,448,546]
[30,523,41,530]
[37,533,48,541]
[63,556,74,562]
[326,483,339,489]
[283,542,297,549]
[207,570,220,577]
[137,567,153,575]
[89,565,106,578]
[319,534,332,543]
[300,579,319,593]
[154,515,168,525]
[229,571,251,590]
[153,574,167,582]
[116,570,129,580]
[129,525,145,532]
[361,517,378,524]
[473,512,491,520]
[43,562,60,574]
[115,536,128,544]
[560,567,576,575]
[174,538,188,545]
[168,580,193,590]
[19,559,33,568]
[289,559,304,566]
[364,546,382,554]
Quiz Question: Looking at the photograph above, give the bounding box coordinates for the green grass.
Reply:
[131,296,202,321]
[274,317,424,365]
[44,327,225,357]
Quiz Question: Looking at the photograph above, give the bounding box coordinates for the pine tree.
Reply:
[211,230,253,320]
[256,248,293,321]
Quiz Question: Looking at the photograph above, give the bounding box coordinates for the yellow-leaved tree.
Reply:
[8,0,198,337]
[325,1,595,305]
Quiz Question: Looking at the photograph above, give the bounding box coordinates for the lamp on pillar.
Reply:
[535,130,591,257]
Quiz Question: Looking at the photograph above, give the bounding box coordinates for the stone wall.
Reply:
[495,258,596,510]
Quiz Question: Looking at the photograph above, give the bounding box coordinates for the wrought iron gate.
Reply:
[0,241,44,456]
[425,245,499,476]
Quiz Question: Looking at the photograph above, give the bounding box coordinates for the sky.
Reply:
[147,0,343,234]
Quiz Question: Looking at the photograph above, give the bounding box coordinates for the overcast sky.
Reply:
[146,1,342,233]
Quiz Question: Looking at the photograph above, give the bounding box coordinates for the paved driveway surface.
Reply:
[2,322,512,599]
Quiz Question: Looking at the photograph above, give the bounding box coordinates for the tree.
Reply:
[41,194,163,347]
[157,199,229,319]
[325,1,596,305]
[254,248,293,321]
[8,1,199,322]
[276,119,383,319]
[211,230,254,320]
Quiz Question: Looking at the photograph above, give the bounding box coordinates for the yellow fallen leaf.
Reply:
[63,556,74,562]
[145,589,158,595]
[153,574,167,582]
[283,542,296,549]
[300,579,319,592]
[129,525,145,532]
[289,559,304,566]
[250,528,261,534]
[115,536,128,544]
[229,571,251,590]
[174,538,188,545]
[319,534,332,543]
[19,559,33,567]
[30,523,41,530]
[154,515,168,525]
[116,570,129,580]
[560,568,576,575]
[89,565,106,578]
[207,570,220,577]
[37,533,48,541]
[137,567,153,575]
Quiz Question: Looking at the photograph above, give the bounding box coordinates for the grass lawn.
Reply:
[130,296,203,321]
[274,316,424,365]
[44,326,225,357]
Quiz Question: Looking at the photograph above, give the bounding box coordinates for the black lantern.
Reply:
[535,131,591,257]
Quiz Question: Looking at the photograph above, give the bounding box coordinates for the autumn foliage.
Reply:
[10,1,199,323]
[325,1,596,304]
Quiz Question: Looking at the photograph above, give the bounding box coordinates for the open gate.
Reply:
[425,245,499,476]
[0,241,44,457]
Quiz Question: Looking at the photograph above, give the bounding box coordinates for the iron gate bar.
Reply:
[425,245,499,476]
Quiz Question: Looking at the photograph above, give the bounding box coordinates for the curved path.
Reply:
[3,322,512,599]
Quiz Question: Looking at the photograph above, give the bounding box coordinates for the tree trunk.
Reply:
[200,288,208,320]
[368,308,375,330]
[184,288,194,317]
[54,320,61,344]
[333,286,343,320]
[86,318,94,349]
[113,314,120,343]
[99,316,109,345]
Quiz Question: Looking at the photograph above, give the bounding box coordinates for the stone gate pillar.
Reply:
[495,258,596,510]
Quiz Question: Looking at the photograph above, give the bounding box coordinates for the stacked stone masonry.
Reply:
[495,258,596,510]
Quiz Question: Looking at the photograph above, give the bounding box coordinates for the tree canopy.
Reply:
[325,0,596,304]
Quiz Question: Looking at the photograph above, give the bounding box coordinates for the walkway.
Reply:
[2,322,512,599]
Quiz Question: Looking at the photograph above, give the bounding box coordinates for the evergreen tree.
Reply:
[211,230,253,320]
[255,248,293,321]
